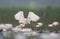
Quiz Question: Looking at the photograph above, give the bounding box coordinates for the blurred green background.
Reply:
[0,6,60,31]
[0,0,60,31]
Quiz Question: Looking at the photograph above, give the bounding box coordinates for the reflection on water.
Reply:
[0,31,60,39]
[14,34,26,39]
[13,32,26,39]
[39,33,60,39]
[0,32,3,39]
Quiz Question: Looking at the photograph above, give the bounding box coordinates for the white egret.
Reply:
[15,11,40,27]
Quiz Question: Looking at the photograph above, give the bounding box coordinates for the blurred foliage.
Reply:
[0,6,60,31]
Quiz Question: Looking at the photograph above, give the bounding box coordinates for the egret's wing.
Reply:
[28,12,40,21]
[15,11,24,20]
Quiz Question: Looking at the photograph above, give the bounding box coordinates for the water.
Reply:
[39,33,60,39]
[0,32,4,39]
[13,32,26,39]
[0,31,60,39]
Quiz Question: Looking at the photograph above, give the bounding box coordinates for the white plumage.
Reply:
[15,11,40,25]
[28,12,40,21]
[15,11,24,20]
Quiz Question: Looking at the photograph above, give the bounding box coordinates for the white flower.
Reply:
[12,27,21,32]
[5,24,13,29]
[37,22,43,26]
[0,24,13,31]
[20,28,32,32]
[52,21,59,26]
[0,24,5,29]
[36,25,40,27]
[48,24,53,27]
